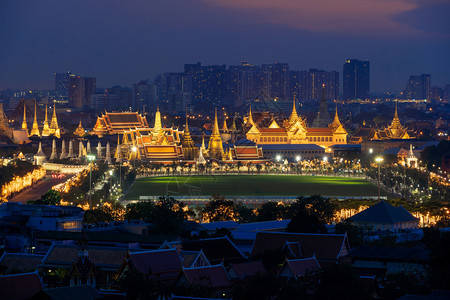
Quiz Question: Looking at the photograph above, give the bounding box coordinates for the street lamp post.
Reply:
[109,169,113,203]
[87,154,96,209]
[375,156,384,201]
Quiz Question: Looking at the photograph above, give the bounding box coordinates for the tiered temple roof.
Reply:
[91,111,149,136]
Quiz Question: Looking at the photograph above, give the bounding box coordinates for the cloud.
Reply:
[199,0,426,36]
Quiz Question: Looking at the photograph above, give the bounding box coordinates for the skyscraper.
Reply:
[298,69,339,101]
[68,75,96,108]
[261,63,290,100]
[55,71,72,94]
[343,59,370,101]
[403,74,431,100]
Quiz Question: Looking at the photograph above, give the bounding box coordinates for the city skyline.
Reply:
[1,0,449,92]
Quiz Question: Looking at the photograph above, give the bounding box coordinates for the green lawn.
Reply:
[124,175,385,199]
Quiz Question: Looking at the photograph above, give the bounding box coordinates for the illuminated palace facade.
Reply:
[245,101,348,150]
[91,109,264,162]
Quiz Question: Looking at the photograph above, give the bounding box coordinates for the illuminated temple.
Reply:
[349,103,416,144]
[245,99,347,150]
[91,111,149,136]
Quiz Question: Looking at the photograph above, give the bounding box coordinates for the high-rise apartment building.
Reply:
[133,80,157,112]
[343,59,370,101]
[55,71,72,94]
[228,62,263,107]
[184,63,227,107]
[261,63,290,101]
[68,75,96,108]
[403,74,431,100]
[297,69,339,101]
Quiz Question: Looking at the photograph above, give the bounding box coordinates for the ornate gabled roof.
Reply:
[329,105,347,134]
[268,118,280,129]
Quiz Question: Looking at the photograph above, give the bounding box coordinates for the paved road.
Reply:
[9,177,67,204]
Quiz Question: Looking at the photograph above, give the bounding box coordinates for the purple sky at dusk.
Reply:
[1,0,449,93]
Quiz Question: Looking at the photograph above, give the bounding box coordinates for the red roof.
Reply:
[129,249,182,281]
[0,272,43,300]
[250,232,349,262]
[183,265,231,289]
[259,128,286,133]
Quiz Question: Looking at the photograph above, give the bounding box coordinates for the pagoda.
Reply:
[49,101,60,138]
[74,119,85,137]
[41,102,51,137]
[21,104,28,132]
[208,108,224,160]
[312,85,331,128]
[181,115,198,160]
[29,101,41,137]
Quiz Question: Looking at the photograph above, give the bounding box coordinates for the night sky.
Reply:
[1,0,449,93]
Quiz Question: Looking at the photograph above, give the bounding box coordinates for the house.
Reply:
[0,271,44,300]
[279,256,320,279]
[348,201,419,231]
[250,231,350,266]
[115,249,183,284]
[40,244,129,289]
[162,236,247,266]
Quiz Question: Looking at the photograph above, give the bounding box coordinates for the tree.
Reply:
[335,220,363,247]
[286,195,337,233]
[29,190,61,205]
[202,196,238,222]
[257,202,287,222]
[256,164,262,174]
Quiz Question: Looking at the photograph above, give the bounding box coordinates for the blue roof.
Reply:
[330,144,361,149]
[234,138,256,146]
[349,201,418,224]
[260,144,324,151]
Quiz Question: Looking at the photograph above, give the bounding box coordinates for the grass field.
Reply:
[124,175,385,200]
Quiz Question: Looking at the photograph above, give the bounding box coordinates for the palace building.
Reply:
[246,98,347,150]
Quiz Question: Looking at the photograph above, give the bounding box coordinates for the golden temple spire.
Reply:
[208,108,224,160]
[390,101,402,129]
[230,115,237,132]
[30,100,40,137]
[21,103,28,131]
[49,100,60,138]
[212,108,220,137]
[222,117,229,133]
[154,107,162,134]
[248,104,255,126]
[41,102,50,136]
[289,98,298,124]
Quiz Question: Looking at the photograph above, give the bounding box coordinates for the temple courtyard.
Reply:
[124,175,385,200]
